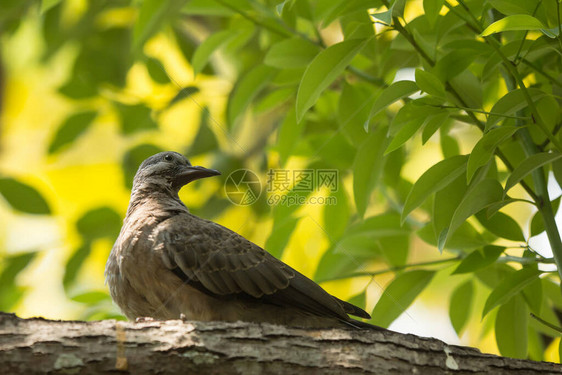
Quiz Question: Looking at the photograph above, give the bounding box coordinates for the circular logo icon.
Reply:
[224,169,261,206]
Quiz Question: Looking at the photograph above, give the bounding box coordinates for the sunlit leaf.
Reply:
[371,270,435,328]
[71,291,111,304]
[481,15,546,36]
[0,178,51,214]
[133,0,188,51]
[296,38,367,121]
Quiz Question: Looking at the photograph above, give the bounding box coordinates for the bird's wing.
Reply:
[154,213,369,321]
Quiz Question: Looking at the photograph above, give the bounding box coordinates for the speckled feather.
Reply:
[105,151,376,329]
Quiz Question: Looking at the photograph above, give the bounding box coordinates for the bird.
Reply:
[105,151,378,329]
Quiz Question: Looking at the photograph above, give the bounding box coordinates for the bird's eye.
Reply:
[164,154,173,162]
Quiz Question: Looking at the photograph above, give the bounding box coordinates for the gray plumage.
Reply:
[105,151,376,329]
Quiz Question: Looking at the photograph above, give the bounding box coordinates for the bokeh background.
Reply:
[1,0,561,362]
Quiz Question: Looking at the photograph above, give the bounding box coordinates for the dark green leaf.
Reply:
[475,211,525,242]
[530,197,560,236]
[115,102,158,135]
[49,111,97,154]
[371,270,435,328]
[145,57,171,84]
[486,89,546,130]
[452,246,504,274]
[63,244,91,289]
[192,29,240,76]
[168,86,199,109]
[434,50,478,82]
[0,178,51,214]
[323,187,350,240]
[76,207,122,240]
[187,108,218,156]
[423,0,444,27]
[133,0,188,51]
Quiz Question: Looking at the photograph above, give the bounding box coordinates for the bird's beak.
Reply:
[174,165,221,188]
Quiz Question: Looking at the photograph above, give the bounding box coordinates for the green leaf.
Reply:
[277,109,302,166]
[353,127,388,217]
[0,251,37,310]
[481,15,546,36]
[453,246,504,274]
[192,29,240,76]
[296,38,367,122]
[483,267,542,317]
[63,244,91,289]
[323,187,349,240]
[402,155,468,222]
[145,57,171,84]
[368,80,419,120]
[133,0,188,52]
[71,291,111,304]
[530,197,561,236]
[48,111,97,154]
[423,0,444,27]
[449,280,474,335]
[264,216,299,259]
[168,86,200,109]
[422,112,450,144]
[415,69,446,98]
[486,88,546,130]
[495,295,528,359]
[314,245,359,283]
[115,102,157,135]
[505,152,562,194]
[434,50,478,82]
[487,0,538,16]
[228,65,277,127]
[372,1,395,25]
[384,118,426,155]
[0,178,51,214]
[441,179,503,251]
[188,108,219,156]
[371,270,435,328]
[41,0,62,13]
[76,207,122,240]
[467,126,519,183]
[264,38,321,68]
[522,278,542,315]
[475,211,525,242]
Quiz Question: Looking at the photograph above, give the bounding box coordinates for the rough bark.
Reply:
[0,312,560,374]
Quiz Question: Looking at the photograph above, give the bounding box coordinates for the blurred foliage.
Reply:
[1,0,562,361]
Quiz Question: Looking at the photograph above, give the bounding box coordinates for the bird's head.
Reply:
[133,151,221,193]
